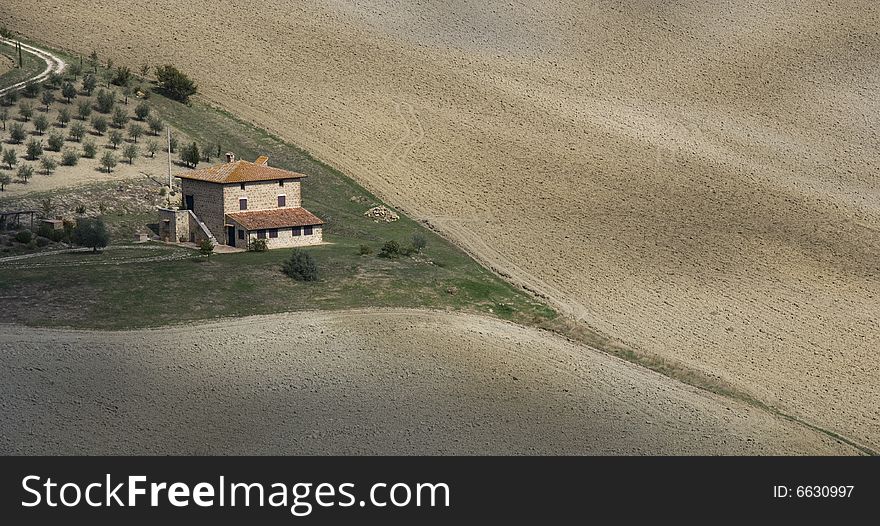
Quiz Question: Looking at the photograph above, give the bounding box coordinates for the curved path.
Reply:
[0,37,66,96]
[0,309,860,455]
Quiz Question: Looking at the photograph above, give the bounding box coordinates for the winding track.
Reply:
[0,36,66,96]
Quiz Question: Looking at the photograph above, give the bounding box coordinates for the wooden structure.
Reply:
[0,210,37,231]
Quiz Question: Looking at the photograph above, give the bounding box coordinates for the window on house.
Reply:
[279,180,284,187]
[257,229,266,239]
[292,226,301,236]
[269,229,278,238]
[238,229,244,240]
[239,198,247,210]
[277,195,286,207]
[304,225,314,236]
[240,183,246,190]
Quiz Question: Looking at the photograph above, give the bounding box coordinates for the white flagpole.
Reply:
[166,126,172,190]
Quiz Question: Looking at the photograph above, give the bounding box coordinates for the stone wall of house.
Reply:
[181,179,225,240]
[228,222,322,249]
[222,179,302,213]
[158,208,190,242]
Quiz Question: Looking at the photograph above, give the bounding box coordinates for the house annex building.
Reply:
[159,154,324,249]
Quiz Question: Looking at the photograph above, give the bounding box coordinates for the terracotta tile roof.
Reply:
[226,207,324,230]
[176,157,307,184]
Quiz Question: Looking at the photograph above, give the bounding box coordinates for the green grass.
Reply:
[0,41,47,91]
[0,44,557,330]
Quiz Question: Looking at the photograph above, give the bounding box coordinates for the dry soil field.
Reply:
[0,310,857,454]
[3,1,879,450]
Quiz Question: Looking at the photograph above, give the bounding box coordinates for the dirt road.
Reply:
[0,36,65,95]
[0,310,857,455]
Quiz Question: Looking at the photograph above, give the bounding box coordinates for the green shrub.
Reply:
[358,244,373,255]
[248,238,268,252]
[198,238,214,256]
[282,249,319,281]
[35,236,51,247]
[379,240,401,258]
[15,229,33,243]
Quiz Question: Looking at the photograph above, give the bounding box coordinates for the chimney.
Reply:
[225,152,236,163]
[255,155,269,166]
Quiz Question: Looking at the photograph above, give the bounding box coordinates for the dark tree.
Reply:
[47,132,64,151]
[40,155,57,175]
[155,65,197,102]
[128,123,144,143]
[91,115,108,135]
[111,66,132,87]
[82,138,97,158]
[61,148,79,166]
[62,82,77,103]
[26,138,43,160]
[22,82,40,98]
[95,89,115,113]
[82,73,97,95]
[109,129,123,149]
[47,72,63,89]
[0,107,7,129]
[0,172,11,191]
[73,216,110,252]
[33,113,49,135]
[88,51,99,73]
[180,142,200,168]
[77,99,92,120]
[147,115,163,135]
[100,151,117,173]
[57,107,71,127]
[68,61,83,80]
[111,106,128,128]
[18,101,33,121]
[123,143,138,164]
[9,122,26,144]
[134,101,150,120]
[68,121,86,142]
[41,90,54,111]
[17,163,34,183]
[2,148,17,169]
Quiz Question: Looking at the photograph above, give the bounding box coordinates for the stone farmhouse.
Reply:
[158,153,323,249]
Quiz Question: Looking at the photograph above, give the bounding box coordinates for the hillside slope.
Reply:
[3,0,878,448]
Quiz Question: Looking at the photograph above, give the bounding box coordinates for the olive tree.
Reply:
[128,123,144,143]
[123,143,139,164]
[68,121,87,142]
[18,101,33,121]
[40,155,57,175]
[2,148,17,169]
[77,99,92,120]
[26,138,43,160]
[9,122,26,143]
[62,81,77,103]
[109,129,123,149]
[73,216,110,252]
[100,151,117,173]
[33,113,49,135]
